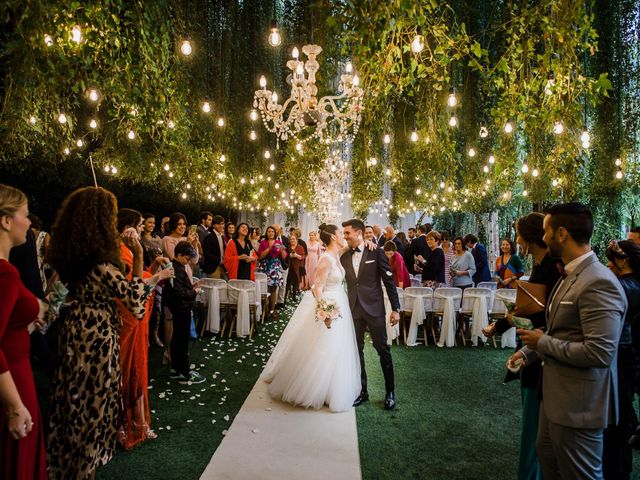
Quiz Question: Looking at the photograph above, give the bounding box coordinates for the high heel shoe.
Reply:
[133,422,158,440]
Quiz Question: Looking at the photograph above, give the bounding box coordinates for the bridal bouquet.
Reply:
[315,299,340,329]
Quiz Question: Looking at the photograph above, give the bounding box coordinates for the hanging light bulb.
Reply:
[616,170,624,179]
[268,20,282,46]
[483,165,489,173]
[295,142,303,152]
[169,172,174,177]
[181,192,187,199]
[104,165,110,172]
[89,119,98,129]
[180,39,193,56]
[71,25,82,43]
[448,115,458,127]
[250,109,259,122]
[259,75,267,89]
[522,190,528,197]
[615,158,622,166]
[489,155,496,164]
[219,154,226,162]
[552,179,559,187]
[346,62,353,74]
[111,166,118,174]
[447,90,457,107]
[504,121,513,133]
[249,130,257,140]
[63,147,70,155]
[57,113,67,124]
[217,116,225,127]
[127,130,135,140]
[76,139,84,147]
[468,147,476,157]
[410,130,419,142]
[29,116,37,125]
[521,163,529,173]
[532,168,539,177]
[44,34,53,46]
[580,129,590,143]
[168,120,175,129]
[411,27,424,53]
[88,89,99,102]
[269,163,275,171]
[264,150,271,159]
[479,126,489,138]
[292,46,299,59]
[553,121,564,135]
[439,181,445,189]
[202,101,211,113]
[544,74,554,95]
[353,75,360,87]
[383,133,391,144]
[164,164,170,171]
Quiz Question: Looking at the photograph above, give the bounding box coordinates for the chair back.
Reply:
[254,272,269,297]
[460,287,493,314]
[402,287,433,313]
[410,277,422,287]
[491,288,517,316]
[198,278,228,303]
[432,287,463,313]
[227,279,258,304]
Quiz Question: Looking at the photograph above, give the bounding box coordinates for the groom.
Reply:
[341,218,401,410]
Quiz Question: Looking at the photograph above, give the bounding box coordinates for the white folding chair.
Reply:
[225,280,259,339]
[255,272,270,323]
[460,287,493,346]
[432,288,463,347]
[402,287,433,346]
[198,278,228,335]
[410,277,422,287]
[491,289,517,348]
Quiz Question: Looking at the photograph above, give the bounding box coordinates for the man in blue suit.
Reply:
[464,234,491,284]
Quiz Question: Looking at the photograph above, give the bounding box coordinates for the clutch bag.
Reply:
[513,280,546,316]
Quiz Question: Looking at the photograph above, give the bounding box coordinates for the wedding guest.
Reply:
[407,227,417,241]
[412,224,429,273]
[603,239,640,479]
[273,224,290,309]
[28,215,50,291]
[518,203,626,480]
[373,225,384,245]
[249,227,261,252]
[484,212,561,480]
[202,215,226,279]
[159,216,170,237]
[115,208,172,449]
[305,231,322,288]
[140,213,164,347]
[224,222,235,245]
[164,241,205,385]
[294,228,308,290]
[441,231,455,286]
[285,233,306,300]
[0,184,47,480]
[46,187,150,479]
[417,231,445,288]
[383,241,410,289]
[161,213,200,364]
[258,226,288,317]
[223,222,257,281]
[464,234,491,284]
[196,211,212,244]
[495,238,524,288]
[383,226,404,254]
[450,236,475,289]
[628,227,640,246]
[402,229,416,275]
[364,225,376,243]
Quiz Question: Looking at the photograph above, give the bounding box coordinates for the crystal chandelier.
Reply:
[311,147,350,223]
[253,45,363,145]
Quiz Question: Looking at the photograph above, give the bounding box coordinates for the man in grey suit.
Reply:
[519,202,627,480]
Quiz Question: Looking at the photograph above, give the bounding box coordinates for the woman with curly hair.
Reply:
[46,187,150,480]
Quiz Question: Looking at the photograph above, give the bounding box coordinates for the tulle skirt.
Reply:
[261,289,361,413]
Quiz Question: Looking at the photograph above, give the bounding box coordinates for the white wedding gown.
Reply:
[261,253,361,412]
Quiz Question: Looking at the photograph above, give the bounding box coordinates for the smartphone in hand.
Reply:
[189,225,197,235]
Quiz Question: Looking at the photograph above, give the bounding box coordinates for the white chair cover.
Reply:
[493,289,517,348]
[228,280,256,338]
[433,288,463,347]
[383,287,403,345]
[403,287,433,346]
[199,278,227,334]
[463,288,492,346]
[410,277,422,287]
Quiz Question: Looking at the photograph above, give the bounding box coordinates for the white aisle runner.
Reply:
[199,379,362,480]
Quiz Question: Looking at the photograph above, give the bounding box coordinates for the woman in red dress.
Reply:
[383,240,411,289]
[0,183,48,480]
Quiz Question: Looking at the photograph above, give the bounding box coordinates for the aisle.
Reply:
[199,378,361,480]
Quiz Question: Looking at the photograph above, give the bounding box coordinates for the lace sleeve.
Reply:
[311,255,332,299]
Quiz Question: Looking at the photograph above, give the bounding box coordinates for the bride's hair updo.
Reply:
[318,223,338,246]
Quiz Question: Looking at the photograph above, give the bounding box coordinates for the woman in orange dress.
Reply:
[223,223,257,281]
[116,209,173,449]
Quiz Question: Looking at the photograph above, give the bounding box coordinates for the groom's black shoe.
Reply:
[353,391,369,407]
[384,391,396,411]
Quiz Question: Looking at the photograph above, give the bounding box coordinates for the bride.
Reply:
[261,223,361,412]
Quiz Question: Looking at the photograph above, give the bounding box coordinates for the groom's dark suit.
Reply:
[341,246,400,394]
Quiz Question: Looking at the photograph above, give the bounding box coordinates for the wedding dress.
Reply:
[261,253,361,412]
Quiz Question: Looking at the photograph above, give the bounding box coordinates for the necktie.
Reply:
[557,263,567,279]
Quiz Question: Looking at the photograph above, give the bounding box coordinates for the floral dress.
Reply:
[47,263,147,479]
[257,239,287,287]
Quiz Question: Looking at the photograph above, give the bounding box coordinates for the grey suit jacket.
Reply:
[537,253,627,429]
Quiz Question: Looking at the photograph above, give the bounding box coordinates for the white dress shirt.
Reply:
[214,230,225,254]
[352,241,365,278]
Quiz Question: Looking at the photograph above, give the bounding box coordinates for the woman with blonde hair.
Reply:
[46,187,150,479]
[0,184,47,479]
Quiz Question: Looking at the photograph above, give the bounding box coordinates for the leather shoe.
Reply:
[629,433,640,450]
[353,391,369,407]
[384,391,396,410]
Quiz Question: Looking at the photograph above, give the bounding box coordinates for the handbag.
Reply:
[513,280,547,316]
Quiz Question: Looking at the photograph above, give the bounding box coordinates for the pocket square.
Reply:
[559,301,574,305]
[365,260,375,264]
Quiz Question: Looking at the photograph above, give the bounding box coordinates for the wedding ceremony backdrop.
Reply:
[1,0,639,252]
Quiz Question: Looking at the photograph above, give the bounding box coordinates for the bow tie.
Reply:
[557,263,568,279]
[352,247,361,253]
